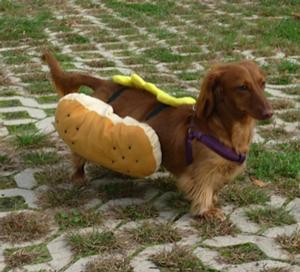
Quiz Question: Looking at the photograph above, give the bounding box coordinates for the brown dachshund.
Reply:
[43,52,273,220]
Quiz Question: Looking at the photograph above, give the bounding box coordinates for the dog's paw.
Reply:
[201,208,226,221]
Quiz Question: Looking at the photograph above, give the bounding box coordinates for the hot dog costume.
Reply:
[55,74,196,177]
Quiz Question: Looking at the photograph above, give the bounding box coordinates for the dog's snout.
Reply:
[261,108,273,119]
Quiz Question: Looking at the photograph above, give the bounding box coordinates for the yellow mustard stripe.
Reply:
[112,74,196,107]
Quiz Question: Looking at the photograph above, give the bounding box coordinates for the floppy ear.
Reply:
[195,68,222,119]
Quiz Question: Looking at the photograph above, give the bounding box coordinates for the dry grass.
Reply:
[0,212,51,243]
[193,218,239,239]
[270,99,295,110]
[276,231,300,254]
[151,245,214,272]
[85,257,133,272]
[128,222,181,245]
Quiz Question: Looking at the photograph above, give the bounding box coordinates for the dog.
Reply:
[42,51,273,220]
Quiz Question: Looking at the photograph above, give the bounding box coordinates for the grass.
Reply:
[246,207,296,228]
[7,123,37,134]
[68,231,120,257]
[276,231,300,254]
[64,33,90,44]
[0,196,28,212]
[218,243,266,264]
[270,99,295,110]
[22,151,60,166]
[193,218,240,239]
[0,176,16,189]
[34,165,70,186]
[143,47,184,63]
[15,132,51,148]
[278,110,300,122]
[0,111,30,120]
[165,193,190,213]
[55,209,102,230]
[86,257,132,272]
[220,179,270,206]
[128,222,181,245]
[151,246,217,272]
[0,212,50,243]
[4,244,51,268]
[112,203,158,221]
[27,81,53,94]
[259,127,290,141]
[248,143,300,182]
[36,95,58,104]
[0,99,22,107]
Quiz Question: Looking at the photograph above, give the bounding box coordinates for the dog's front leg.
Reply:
[177,173,225,221]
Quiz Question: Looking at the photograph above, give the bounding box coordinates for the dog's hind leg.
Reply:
[71,152,87,186]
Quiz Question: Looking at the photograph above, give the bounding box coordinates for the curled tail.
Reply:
[42,51,104,97]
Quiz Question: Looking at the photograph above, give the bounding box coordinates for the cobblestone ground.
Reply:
[0,1,300,271]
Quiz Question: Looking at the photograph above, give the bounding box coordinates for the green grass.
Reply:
[151,246,217,272]
[0,176,16,189]
[0,99,22,107]
[55,209,102,230]
[0,196,28,212]
[28,81,53,94]
[7,123,37,135]
[36,95,58,104]
[128,222,181,245]
[112,203,158,221]
[278,60,300,73]
[248,143,300,181]
[22,151,60,166]
[278,110,300,122]
[4,244,51,268]
[246,207,296,228]
[219,243,266,264]
[0,11,51,41]
[68,231,120,257]
[0,111,30,120]
[143,47,184,63]
[85,257,133,272]
[15,132,50,148]
[64,33,90,44]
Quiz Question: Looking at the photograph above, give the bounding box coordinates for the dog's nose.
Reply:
[262,109,273,119]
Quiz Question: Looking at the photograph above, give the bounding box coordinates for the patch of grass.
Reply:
[64,33,89,44]
[144,47,184,63]
[45,108,56,116]
[98,181,144,201]
[259,127,290,140]
[7,123,37,134]
[276,231,300,254]
[193,218,240,239]
[3,54,31,65]
[166,193,190,213]
[22,151,60,166]
[278,110,300,122]
[85,60,115,68]
[248,143,300,181]
[0,212,50,243]
[285,87,300,95]
[28,81,53,94]
[219,243,266,264]
[246,207,296,228]
[0,196,27,212]
[36,95,58,104]
[128,222,181,245]
[0,99,22,107]
[270,99,295,110]
[278,60,300,73]
[34,165,69,186]
[260,268,290,272]
[221,180,270,206]
[0,11,51,41]
[0,176,16,189]
[112,203,158,221]
[39,187,95,208]
[1,111,30,120]
[257,118,273,126]
[151,246,217,272]
[85,257,133,272]
[55,209,102,230]
[177,71,200,81]
[15,132,51,148]
[4,244,51,268]
[68,231,120,257]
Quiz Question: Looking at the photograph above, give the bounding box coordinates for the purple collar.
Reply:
[185,123,246,165]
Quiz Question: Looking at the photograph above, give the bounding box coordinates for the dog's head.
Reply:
[196,61,273,120]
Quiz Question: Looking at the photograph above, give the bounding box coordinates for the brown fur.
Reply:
[42,51,273,220]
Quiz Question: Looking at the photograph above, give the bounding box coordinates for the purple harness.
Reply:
[185,120,246,165]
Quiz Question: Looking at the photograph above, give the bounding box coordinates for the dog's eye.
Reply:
[237,85,248,91]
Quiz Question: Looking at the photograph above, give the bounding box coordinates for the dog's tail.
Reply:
[42,51,104,97]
